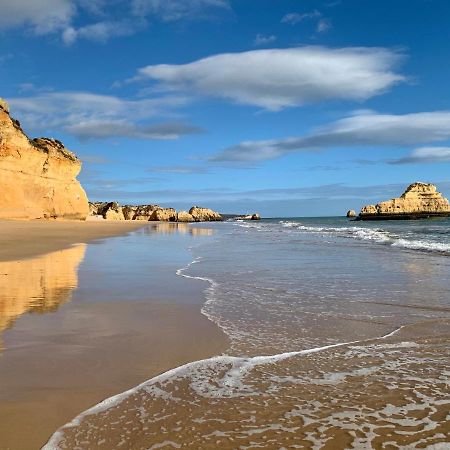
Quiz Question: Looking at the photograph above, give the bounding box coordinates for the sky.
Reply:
[1,0,450,217]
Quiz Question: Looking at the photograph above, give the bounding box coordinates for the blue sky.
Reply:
[1,0,450,216]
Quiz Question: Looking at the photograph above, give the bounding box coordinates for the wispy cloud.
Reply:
[62,19,141,44]
[281,11,321,25]
[84,181,450,205]
[0,0,230,44]
[391,146,450,164]
[0,0,75,34]
[8,91,200,141]
[210,111,450,163]
[253,34,277,46]
[131,0,230,22]
[316,18,332,33]
[130,47,405,110]
[147,165,209,174]
[67,120,203,141]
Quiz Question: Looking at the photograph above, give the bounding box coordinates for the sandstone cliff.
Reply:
[359,182,450,220]
[0,99,89,220]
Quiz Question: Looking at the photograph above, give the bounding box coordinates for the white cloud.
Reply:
[0,0,228,43]
[7,91,198,140]
[253,34,277,46]
[62,20,140,44]
[66,120,202,140]
[0,0,75,33]
[392,146,450,164]
[211,111,450,163]
[131,47,405,110]
[131,0,230,21]
[281,11,321,25]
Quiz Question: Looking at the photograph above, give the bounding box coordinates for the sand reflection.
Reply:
[0,244,86,348]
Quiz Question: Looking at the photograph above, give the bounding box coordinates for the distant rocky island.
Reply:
[356,182,450,220]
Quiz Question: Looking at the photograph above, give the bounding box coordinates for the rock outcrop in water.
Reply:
[0,98,89,220]
[359,182,450,220]
[89,202,223,222]
[237,213,261,221]
[189,206,223,222]
[347,210,357,218]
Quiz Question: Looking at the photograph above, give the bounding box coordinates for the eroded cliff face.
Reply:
[0,99,89,220]
[360,182,450,219]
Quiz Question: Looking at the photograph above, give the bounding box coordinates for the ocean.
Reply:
[44,217,450,449]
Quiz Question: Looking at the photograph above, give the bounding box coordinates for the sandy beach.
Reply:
[0,221,228,450]
[0,219,150,262]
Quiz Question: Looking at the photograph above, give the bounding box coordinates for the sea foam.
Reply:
[279,221,450,254]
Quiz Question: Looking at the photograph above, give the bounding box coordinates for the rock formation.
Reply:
[359,182,450,220]
[0,99,89,220]
[177,210,194,222]
[133,205,159,221]
[149,207,177,222]
[346,210,356,218]
[234,213,261,220]
[189,206,223,222]
[101,202,125,221]
[88,202,223,223]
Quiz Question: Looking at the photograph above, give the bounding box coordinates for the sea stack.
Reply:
[346,210,357,218]
[0,98,89,220]
[358,182,450,220]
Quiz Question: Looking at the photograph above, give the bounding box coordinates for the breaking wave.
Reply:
[280,221,450,254]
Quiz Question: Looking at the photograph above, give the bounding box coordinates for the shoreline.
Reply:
[0,221,229,450]
[0,219,149,262]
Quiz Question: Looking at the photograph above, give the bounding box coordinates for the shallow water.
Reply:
[0,223,224,450]
[42,217,450,449]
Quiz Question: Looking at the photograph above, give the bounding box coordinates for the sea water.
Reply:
[43,218,450,449]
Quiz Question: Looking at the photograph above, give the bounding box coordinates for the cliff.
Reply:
[0,99,89,220]
[359,182,450,220]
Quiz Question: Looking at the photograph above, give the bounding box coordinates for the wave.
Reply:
[391,238,450,253]
[279,221,450,255]
[42,325,404,450]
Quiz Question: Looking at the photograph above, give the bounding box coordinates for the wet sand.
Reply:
[0,219,148,262]
[0,223,228,450]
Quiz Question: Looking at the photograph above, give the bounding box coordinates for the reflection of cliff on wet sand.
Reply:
[0,244,86,346]
[146,222,215,236]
